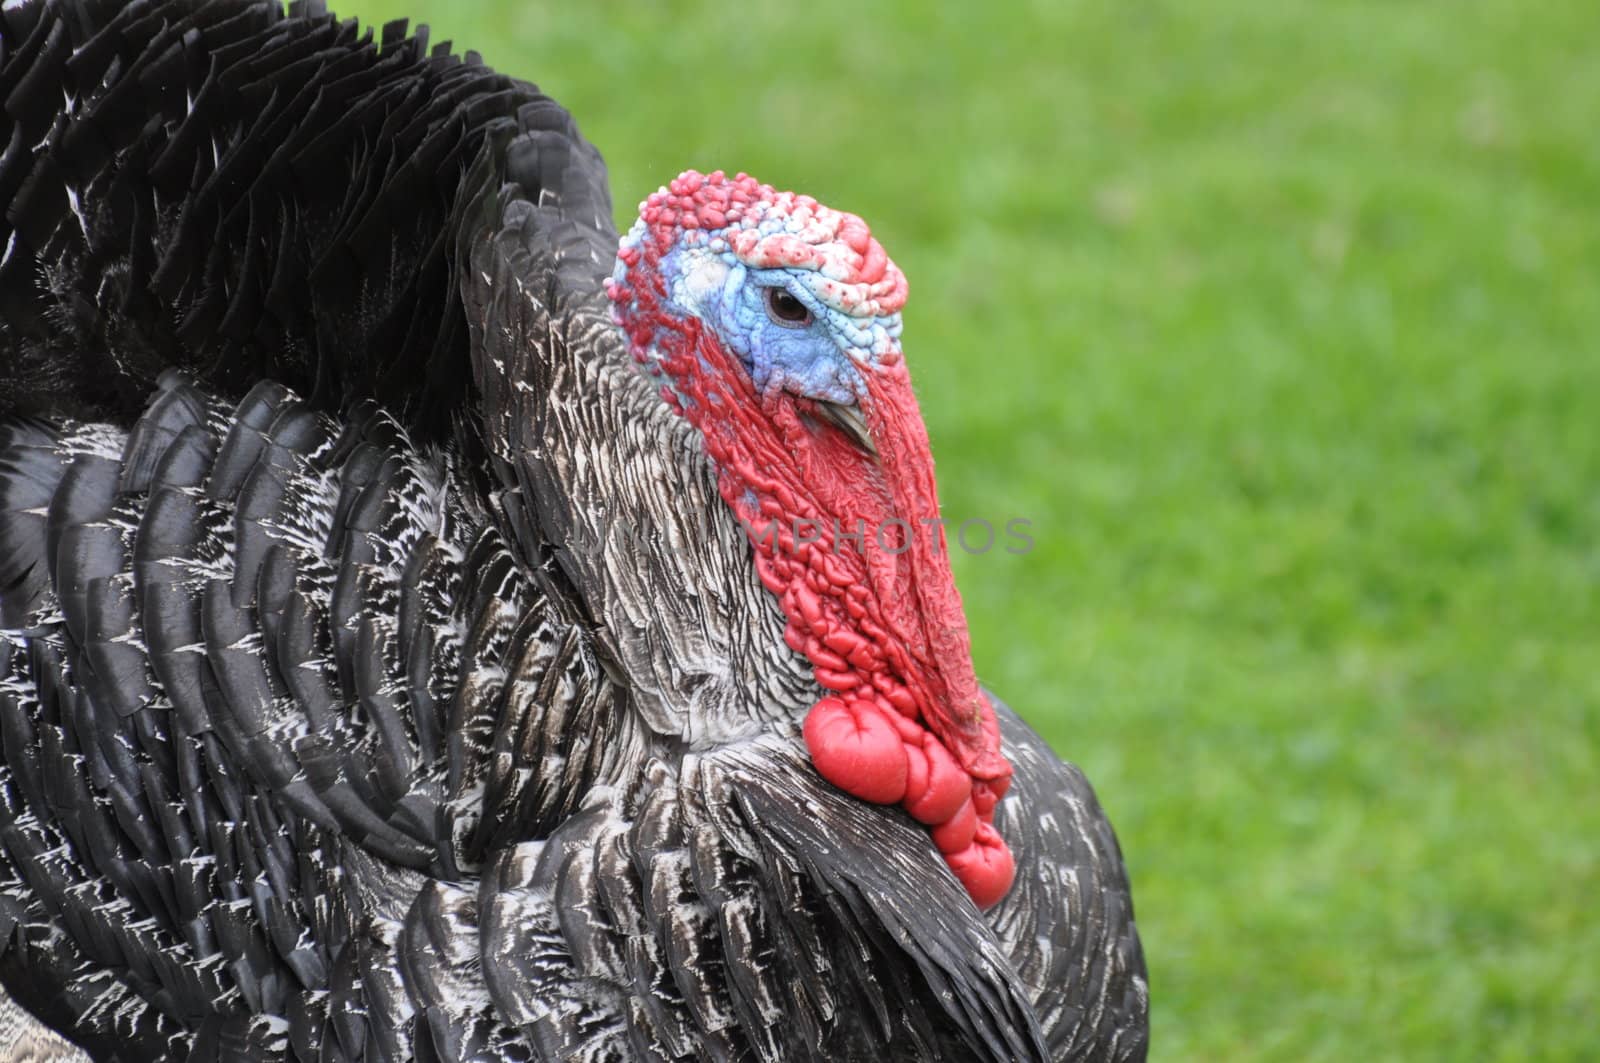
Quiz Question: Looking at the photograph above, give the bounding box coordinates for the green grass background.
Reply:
[336,1,1597,1057]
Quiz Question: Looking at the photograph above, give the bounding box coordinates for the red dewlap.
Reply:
[803,698,908,805]
[804,697,1015,908]
[930,797,978,855]
[902,732,971,825]
[945,821,1016,910]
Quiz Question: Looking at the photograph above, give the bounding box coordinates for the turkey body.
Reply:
[0,2,1148,1061]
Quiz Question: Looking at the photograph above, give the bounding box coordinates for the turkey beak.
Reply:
[815,400,878,458]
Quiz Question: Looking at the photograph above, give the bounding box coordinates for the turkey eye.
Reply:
[764,287,813,328]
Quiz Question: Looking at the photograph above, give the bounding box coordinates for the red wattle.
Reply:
[971,776,1009,821]
[803,698,908,805]
[902,735,970,825]
[930,797,978,855]
[944,822,1016,910]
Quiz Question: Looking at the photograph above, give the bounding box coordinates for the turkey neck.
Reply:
[611,255,1009,788]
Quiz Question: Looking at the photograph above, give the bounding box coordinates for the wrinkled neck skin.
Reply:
[616,246,1004,773]
[611,240,1016,906]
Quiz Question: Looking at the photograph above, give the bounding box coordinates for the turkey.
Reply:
[0,0,1149,1059]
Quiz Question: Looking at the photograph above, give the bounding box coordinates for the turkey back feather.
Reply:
[0,0,610,440]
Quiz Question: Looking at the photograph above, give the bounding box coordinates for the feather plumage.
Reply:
[0,2,1147,1060]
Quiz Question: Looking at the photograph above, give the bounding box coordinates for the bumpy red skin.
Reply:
[610,171,1015,909]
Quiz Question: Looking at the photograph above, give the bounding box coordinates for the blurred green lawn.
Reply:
[338,1,1598,1058]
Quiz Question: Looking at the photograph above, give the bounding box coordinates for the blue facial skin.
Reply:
[654,243,902,407]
